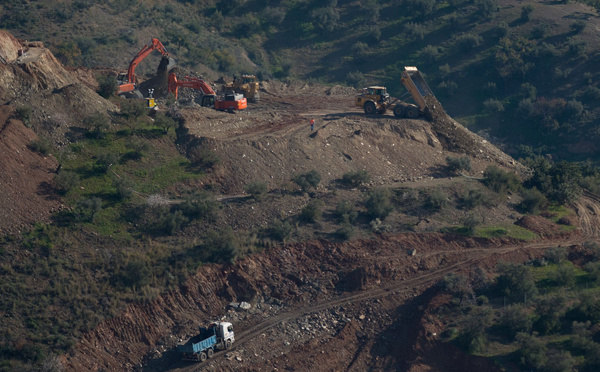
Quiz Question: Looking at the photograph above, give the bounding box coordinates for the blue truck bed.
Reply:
[177,334,216,354]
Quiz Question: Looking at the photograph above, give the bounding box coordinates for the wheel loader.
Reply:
[222,74,260,102]
[355,66,434,119]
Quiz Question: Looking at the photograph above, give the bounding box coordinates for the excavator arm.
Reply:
[168,73,216,99]
[118,38,170,95]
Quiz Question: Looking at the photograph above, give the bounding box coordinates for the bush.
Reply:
[495,261,538,298]
[115,257,151,288]
[500,305,533,339]
[419,45,442,62]
[483,165,521,194]
[198,227,241,264]
[16,105,32,126]
[54,170,80,194]
[483,98,505,112]
[300,199,324,223]
[424,189,447,211]
[74,197,102,222]
[335,224,354,240]
[154,113,178,134]
[346,71,366,88]
[446,155,471,173]
[334,200,358,224]
[519,187,547,214]
[189,147,220,169]
[437,80,458,97]
[476,0,498,18]
[457,308,493,353]
[516,332,547,370]
[268,219,293,241]
[570,20,586,34]
[97,76,119,98]
[244,181,268,201]
[439,273,473,304]
[455,33,483,52]
[126,136,150,160]
[520,4,534,22]
[114,177,134,200]
[95,152,119,173]
[365,188,393,220]
[462,214,480,235]
[83,114,110,138]
[341,170,370,188]
[554,262,576,287]
[29,136,53,156]
[176,192,219,221]
[292,170,321,192]
[460,189,485,210]
[544,246,567,264]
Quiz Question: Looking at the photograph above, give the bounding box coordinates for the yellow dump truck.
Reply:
[355,66,434,119]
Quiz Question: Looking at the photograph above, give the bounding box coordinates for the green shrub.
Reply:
[16,105,32,126]
[520,4,534,22]
[335,224,354,240]
[437,80,458,97]
[176,192,219,221]
[519,187,547,214]
[115,257,151,288]
[341,170,370,188]
[570,20,586,34]
[439,273,473,304]
[483,98,505,112]
[365,188,393,220]
[455,33,482,52]
[53,170,80,194]
[189,147,220,169]
[145,205,188,235]
[97,76,119,98]
[446,155,471,173]
[198,227,241,264]
[268,219,293,242]
[244,181,268,201]
[516,332,547,370]
[499,304,533,339]
[83,114,110,137]
[533,293,568,334]
[460,189,485,210]
[74,197,102,222]
[483,165,521,194]
[424,189,447,211]
[543,246,567,264]
[126,136,150,160]
[29,136,53,156]
[457,308,493,353]
[114,177,134,200]
[154,113,178,134]
[554,262,576,287]
[419,45,442,62]
[95,152,119,173]
[495,261,538,298]
[292,170,321,192]
[462,215,480,236]
[300,199,324,223]
[334,200,358,224]
[346,71,366,88]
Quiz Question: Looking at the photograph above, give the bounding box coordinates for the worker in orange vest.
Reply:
[310,118,315,131]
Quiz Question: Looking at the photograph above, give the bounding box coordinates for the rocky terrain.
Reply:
[0,29,597,372]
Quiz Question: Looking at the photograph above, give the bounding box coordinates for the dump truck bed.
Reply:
[400,66,434,111]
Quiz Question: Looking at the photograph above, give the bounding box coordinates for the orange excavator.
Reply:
[117,38,172,97]
[168,73,247,111]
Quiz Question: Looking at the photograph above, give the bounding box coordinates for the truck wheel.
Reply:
[364,101,376,115]
[393,105,405,118]
[207,348,214,358]
[200,352,207,363]
[405,106,420,119]
[225,340,232,350]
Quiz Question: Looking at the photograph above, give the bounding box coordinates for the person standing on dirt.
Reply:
[310,118,315,131]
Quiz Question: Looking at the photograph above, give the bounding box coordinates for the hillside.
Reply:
[2,0,600,161]
[1,6,600,372]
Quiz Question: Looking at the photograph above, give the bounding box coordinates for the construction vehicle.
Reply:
[168,73,247,111]
[222,74,260,102]
[178,321,235,362]
[355,66,434,119]
[117,38,173,97]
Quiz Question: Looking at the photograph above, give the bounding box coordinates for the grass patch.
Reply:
[477,224,538,241]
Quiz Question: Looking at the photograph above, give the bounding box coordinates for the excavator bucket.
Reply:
[400,66,433,111]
